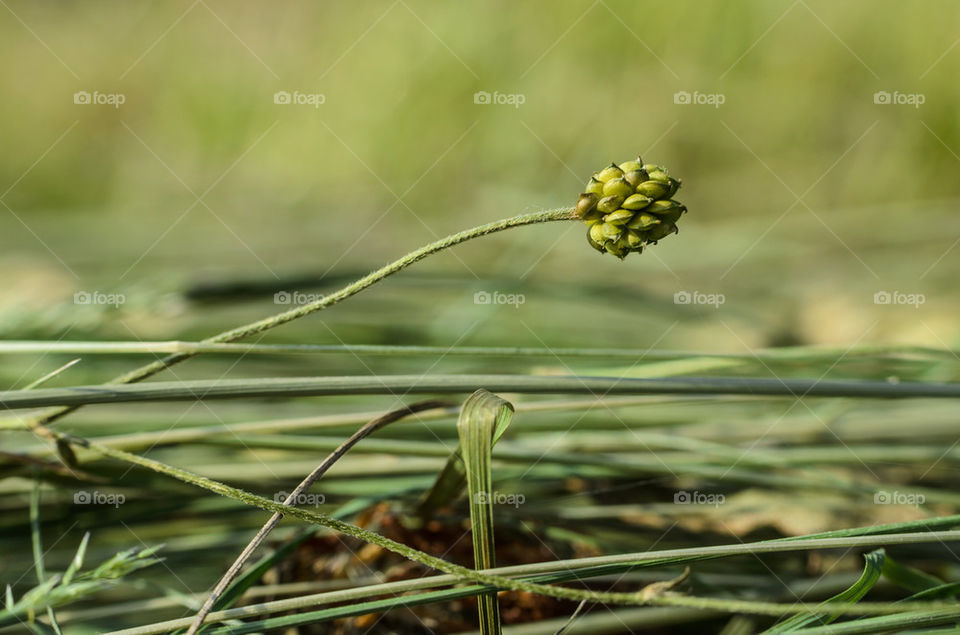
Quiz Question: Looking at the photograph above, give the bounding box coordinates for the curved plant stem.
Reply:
[185,399,451,635]
[30,208,576,428]
[41,426,960,632]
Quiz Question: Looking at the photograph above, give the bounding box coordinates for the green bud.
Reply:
[623,169,649,189]
[626,212,660,230]
[605,240,627,260]
[621,193,652,210]
[635,179,671,199]
[597,195,623,214]
[665,177,682,198]
[600,222,623,241]
[575,192,599,219]
[602,177,634,198]
[646,199,686,223]
[643,221,678,243]
[588,222,607,246]
[585,177,604,197]
[604,209,634,226]
[618,159,644,173]
[625,229,644,249]
[643,164,670,182]
[595,163,624,182]
[586,227,606,253]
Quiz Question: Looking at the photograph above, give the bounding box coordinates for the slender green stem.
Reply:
[7,374,960,411]
[1,341,954,361]
[29,208,576,427]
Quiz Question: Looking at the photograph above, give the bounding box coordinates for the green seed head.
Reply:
[597,195,624,214]
[602,177,634,198]
[585,177,605,197]
[576,156,686,258]
[595,164,624,182]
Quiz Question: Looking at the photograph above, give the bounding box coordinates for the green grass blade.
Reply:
[459,389,515,635]
[762,549,885,633]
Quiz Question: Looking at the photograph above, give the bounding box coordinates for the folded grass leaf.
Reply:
[762,549,885,633]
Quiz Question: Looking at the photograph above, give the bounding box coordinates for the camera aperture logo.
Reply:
[674,490,725,507]
[674,90,725,108]
[873,91,924,108]
[273,491,326,506]
[73,90,125,108]
[874,490,925,508]
[74,490,125,508]
[473,90,525,108]
[74,291,125,307]
[273,90,325,108]
[474,290,525,308]
[874,290,924,308]
[674,290,725,308]
[274,290,325,305]
[473,491,525,508]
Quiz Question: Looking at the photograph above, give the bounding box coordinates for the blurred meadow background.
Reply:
[3,1,960,633]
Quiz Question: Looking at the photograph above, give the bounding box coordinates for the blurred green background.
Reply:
[2,0,959,367]
[4,3,960,631]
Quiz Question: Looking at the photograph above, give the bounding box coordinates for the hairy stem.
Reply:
[30,208,576,427]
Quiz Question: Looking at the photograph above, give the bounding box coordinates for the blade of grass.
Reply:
[459,390,515,634]
[7,374,960,411]
[762,549,885,633]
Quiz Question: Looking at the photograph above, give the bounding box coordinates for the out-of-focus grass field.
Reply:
[2,1,960,633]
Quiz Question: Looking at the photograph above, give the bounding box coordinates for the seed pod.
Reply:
[623,169,649,188]
[636,179,671,199]
[625,229,644,249]
[597,195,623,214]
[643,164,670,182]
[621,193,652,210]
[606,239,627,259]
[586,227,606,253]
[665,177,682,198]
[643,221,678,243]
[575,192,599,219]
[646,199,686,223]
[595,163,624,182]
[589,222,607,246]
[600,222,622,241]
[604,209,634,225]
[602,177,634,198]
[618,159,644,173]
[626,212,660,230]
[585,177,605,197]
